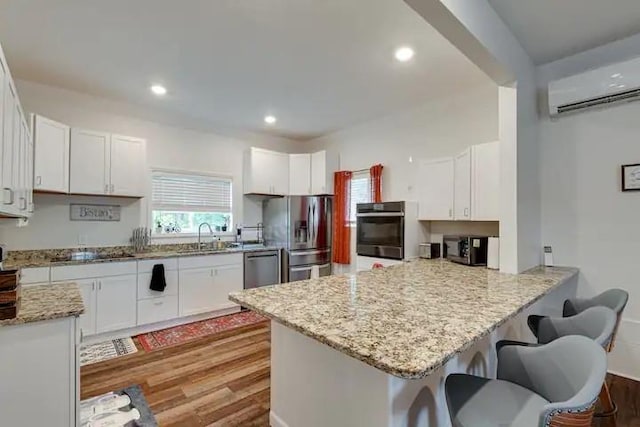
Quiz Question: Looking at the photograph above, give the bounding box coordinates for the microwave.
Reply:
[443,235,489,266]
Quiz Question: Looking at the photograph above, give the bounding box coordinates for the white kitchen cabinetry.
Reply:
[417,158,454,220]
[51,261,138,337]
[109,134,145,196]
[311,150,336,195]
[289,153,312,195]
[178,254,243,317]
[471,141,500,221]
[454,148,472,220]
[244,147,289,195]
[69,129,145,197]
[33,114,70,193]
[69,128,110,195]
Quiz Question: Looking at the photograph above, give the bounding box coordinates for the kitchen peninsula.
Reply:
[230,259,579,427]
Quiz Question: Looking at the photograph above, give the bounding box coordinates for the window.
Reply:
[151,170,232,235]
[349,170,371,223]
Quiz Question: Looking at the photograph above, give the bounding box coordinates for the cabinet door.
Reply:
[417,158,454,220]
[17,115,29,213]
[472,141,500,221]
[245,148,272,194]
[212,264,243,310]
[33,115,70,193]
[96,274,137,333]
[69,128,109,195]
[289,153,311,195]
[77,279,97,337]
[11,103,23,213]
[270,151,290,195]
[1,78,16,210]
[454,149,471,220]
[178,267,215,316]
[109,134,145,197]
[311,151,327,195]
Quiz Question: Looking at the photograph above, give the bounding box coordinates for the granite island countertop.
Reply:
[0,282,85,327]
[229,259,578,379]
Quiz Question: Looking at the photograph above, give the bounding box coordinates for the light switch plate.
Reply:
[78,234,88,245]
[543,246,554,267]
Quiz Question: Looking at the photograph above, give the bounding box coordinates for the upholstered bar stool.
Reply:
[445,335,607,427]
[536,289,629,424]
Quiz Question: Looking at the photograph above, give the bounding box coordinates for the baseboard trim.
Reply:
[270,410,289,427]
[608,369,640,383]
[82,306,241,344]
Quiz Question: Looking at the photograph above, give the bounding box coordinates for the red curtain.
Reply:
[370,164,383,203]
[332,171,352,264]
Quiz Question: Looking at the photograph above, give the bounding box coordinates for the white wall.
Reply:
[0,79,299,250]
[538,35,640,379]
[306,83,499,202]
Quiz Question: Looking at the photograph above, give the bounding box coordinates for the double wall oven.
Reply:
[356,201,406,260]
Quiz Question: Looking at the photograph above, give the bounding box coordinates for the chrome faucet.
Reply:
[198,222,214,249]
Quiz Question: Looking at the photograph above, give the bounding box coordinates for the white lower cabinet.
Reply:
[77,278,97,336]
[137,296,179,325]
[178,254,243,317]
[96,275,137,333]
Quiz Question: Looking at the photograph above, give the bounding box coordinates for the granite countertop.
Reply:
[6,244,281,269]
[229,259,579,379]
[0,282,85,327]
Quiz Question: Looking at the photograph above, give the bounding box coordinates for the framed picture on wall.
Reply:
[621,163,640,191]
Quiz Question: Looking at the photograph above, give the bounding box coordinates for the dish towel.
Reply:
[149,264,167,292]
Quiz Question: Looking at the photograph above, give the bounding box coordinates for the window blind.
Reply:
[349,171,371,221]
[152,171,232,213]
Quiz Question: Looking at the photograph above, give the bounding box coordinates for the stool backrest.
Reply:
[537,306,617,348]
[563,288,629,351]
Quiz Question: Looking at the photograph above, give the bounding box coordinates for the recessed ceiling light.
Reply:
[394,46,415,62]
[150,84,167,96]
[264,115,277,125]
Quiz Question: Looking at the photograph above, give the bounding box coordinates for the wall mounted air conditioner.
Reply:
[549,56,640,116]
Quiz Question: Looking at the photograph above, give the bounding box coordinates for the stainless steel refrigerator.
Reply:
[263,196,332,282]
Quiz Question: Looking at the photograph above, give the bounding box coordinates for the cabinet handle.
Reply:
[110,184,114,193]
[92,282,95,291]
[464,208,469,217]
[104,184,109,194]
[449,208,452,218]
[98,281,102,290]
[35,176,42,186]
[3,188,13,205]
[153,301,164,306]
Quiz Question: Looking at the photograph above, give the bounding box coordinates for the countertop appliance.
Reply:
[263,196,332,283]
[356,201,424,260]
[419,243,441,259]
[443,235,489,266]
[244,249,281,289]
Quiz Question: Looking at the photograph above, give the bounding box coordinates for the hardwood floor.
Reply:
[81,322,271,427]
[82,322,640,427]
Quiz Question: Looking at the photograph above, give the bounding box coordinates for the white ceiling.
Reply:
[488,0,640,65]
[0,0,491,141]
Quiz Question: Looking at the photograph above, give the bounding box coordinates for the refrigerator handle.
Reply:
[307,205,312,242]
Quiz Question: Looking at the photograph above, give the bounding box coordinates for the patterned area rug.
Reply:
[137,311,268,352]
[80,337,138,367]
[81,385,157,426]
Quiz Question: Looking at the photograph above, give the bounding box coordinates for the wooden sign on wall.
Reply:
[70,204,121,221]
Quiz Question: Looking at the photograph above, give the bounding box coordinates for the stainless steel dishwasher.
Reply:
[244,249,281,289]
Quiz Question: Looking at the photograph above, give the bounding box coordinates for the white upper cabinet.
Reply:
[311,150,336,195]
[33,115,70,193]
[289,153,311,195]
[69,129,145,197]
[109,134,145,197]
[471,141,500,221]
[70,128,110,195]
[244,147,289,195]
[454,148,472,220]
[417,158,455,220]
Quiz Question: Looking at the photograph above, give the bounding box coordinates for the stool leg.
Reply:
[596,381,617,427]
